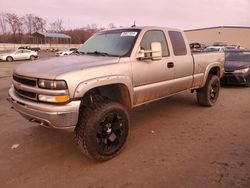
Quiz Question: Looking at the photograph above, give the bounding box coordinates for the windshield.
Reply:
[78,29,140,57]
[225,51,250,62]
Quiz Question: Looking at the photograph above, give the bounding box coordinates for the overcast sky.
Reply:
[1,0,250,30]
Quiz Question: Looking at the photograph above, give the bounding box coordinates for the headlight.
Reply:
[38,94,70,103]
[38,79,68,90]
[234,67,249,74]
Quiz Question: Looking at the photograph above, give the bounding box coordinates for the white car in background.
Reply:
[55,48,78,56]
[0,49,38,62]
[203,46,225,52]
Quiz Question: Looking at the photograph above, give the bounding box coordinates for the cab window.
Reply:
[16,50,23,54]
[23,50,31,53]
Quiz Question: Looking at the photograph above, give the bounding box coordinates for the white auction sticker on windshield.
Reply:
[120,32,138,37]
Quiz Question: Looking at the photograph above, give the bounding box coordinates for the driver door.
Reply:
[132,30,175,105]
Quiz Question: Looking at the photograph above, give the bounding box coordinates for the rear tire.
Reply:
[75,101,129,161]
[197,75,220,106]
[30,55,35,61]
[6,56,13,62]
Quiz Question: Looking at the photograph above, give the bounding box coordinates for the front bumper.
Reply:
[220,72,250,86]
[8,87,81,129]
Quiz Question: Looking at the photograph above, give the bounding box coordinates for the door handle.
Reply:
[167,62,174,68]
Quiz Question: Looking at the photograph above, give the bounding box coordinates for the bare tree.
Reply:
[49,19,64,32]
[23,14,34,34]
[0,12,7,34]
[107,23,115,29]
[33,16,46,32]
[4,13,23,42]
[0,12,102,43]
[86,24,98,30]
[23,14,46,34]
[17,17,24,41]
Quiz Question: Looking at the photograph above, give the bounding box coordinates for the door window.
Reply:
[140,30,169,57]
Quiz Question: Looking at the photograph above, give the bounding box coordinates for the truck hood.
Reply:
[14,55,120,79]
[225,61,250,72]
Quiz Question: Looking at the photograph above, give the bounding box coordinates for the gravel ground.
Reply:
[0,54,250,188]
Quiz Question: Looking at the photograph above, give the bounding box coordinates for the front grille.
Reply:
[13,74,37,87]
[15,88,37,100]
[13,74,38,101]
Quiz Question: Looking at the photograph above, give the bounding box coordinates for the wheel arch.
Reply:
[74,77,134,109]
[201,64,222,88]
[6,56,14,61]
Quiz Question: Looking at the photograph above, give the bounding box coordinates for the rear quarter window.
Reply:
[168,31,187,56]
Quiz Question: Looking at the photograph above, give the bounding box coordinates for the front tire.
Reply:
[197,75,220,106]
[75,101,129,161]
[6,56,13,62]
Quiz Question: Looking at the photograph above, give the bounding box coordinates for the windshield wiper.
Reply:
[77,51,85,55]
[86,51,112,56]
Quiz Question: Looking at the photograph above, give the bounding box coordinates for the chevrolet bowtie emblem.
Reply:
[15,82,22,90]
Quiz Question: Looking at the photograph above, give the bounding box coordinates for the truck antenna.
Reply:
[131,21,136,27]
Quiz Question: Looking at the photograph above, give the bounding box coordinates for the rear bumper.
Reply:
[221,72,250,86]
[8,87,80,129]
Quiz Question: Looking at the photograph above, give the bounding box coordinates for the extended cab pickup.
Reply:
[8,26,224,161]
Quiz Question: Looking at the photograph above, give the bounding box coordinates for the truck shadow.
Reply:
[130,91,198,126]
[221,84,249,89]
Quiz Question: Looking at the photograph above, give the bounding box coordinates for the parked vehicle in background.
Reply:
[46,48,59,52]
[221,49,250,86]
[225,44,241,50]
[8,26,224,161]
[0,49,38,62]
[212,42,227,46]
[190,43,207,53]
[204,46,225,52]
[18,46,41,52]
[55,48,78,56]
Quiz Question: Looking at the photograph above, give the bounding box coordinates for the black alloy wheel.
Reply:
[76,101,129,161]
[197,75,220,106]
[209,78,220,103]
[96,111,127,156]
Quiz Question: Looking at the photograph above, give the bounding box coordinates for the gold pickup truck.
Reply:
[8,26,224,161]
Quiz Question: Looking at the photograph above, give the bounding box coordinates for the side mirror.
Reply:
[137,42,162,60]
[151,42,162,60]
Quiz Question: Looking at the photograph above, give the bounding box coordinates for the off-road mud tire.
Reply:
[75,101,129,161]
[197,75,220,106]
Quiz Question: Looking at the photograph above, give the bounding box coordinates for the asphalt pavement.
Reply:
[0,53,250,188]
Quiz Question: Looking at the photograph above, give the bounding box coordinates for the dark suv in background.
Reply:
[221,50,250,87]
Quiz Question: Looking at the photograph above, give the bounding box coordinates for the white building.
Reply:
[185,26,250,49]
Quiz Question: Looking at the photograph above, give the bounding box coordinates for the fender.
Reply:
[201,61,224,88]
[73,74,134,106]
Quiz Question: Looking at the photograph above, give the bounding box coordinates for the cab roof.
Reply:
[102,26,183,32]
